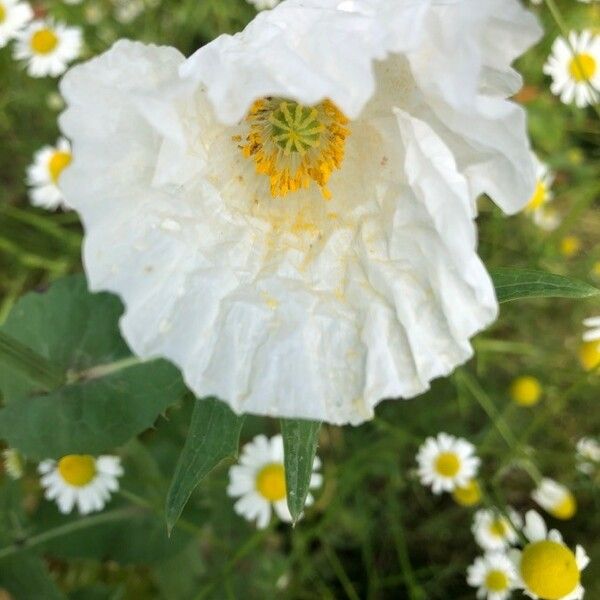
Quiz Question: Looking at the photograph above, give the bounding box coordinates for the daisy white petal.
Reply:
[0,0,33,47]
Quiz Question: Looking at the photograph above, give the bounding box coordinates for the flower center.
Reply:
[485,570,509,592]
[256,463,286,502]
[30,28,59,55]
[434,452,461,477]
[48,150,72,184]
[527,180,548,211]
[520,540,580,600]
[58,455,97,487]
[550,493,576,520]
[0,5,6,23]
[568,53,597,83]
[452,479,481,507]
[239,97,350,200]
[579,339,600,372]
[489,519,508,538]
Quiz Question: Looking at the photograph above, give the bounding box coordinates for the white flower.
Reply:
[532,478,577,521]
[511,510,589,600]
[582,316,600,342]
[467,552,517,600]
[473,508,522,552]
[112,0,145,24]
[59,1,541,425]
[524,156,560,231]
[27,137,72,210]
[2,448,24,480]
[14,19,82,77]
[247,0,280,10]
[416,432,480,494]
[38,454,123,515]
[0,0,32,47]
[227,434,322,529]
[543,30,600,107]
[576,437,600,474]
[580,315,600,371]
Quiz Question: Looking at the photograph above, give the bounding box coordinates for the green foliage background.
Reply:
[0,0,599,598]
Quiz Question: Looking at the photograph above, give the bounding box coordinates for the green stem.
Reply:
[67,356,143,384]
[0,331,65,392]
[0,508,134,561]
[323,544,361,600]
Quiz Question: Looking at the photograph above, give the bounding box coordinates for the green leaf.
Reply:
[490,268,600,303]
[0,554,66,600]
[0,275,187,459]
[165,398,245,534]
[280,419,321,524]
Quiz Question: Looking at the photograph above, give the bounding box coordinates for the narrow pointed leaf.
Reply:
[281,419,321,524]
[166,398,245,533]
[490,268,600,303]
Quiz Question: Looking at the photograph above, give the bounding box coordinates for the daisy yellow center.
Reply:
[489,519,508,538]
[579,340,600,372]
[434,452,461,478]
[239,97,350,200]
[550,493,577,520]
[527,180,548,211]
[520,540,579,600]
[568,53,597,83]
[256,463,286,502]
[511,376,542,407]
[485,570,509,592]
[560,236,580,258]
[48,151,72,184]
[0,5,6,23]
[58,455,96,487]
[30,28,59,55]
[452,479,481,507]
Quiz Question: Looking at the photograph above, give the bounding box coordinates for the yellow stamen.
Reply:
[485,570,509,592]
[568,53,596,83]
[452,479,481,507]
[30,28,59,55]
[238,97,350,200]
[256,463,286,502]
[58,455,96,487]
[520,540,580,600]
[434,452,460,478]
[48,150,72,184]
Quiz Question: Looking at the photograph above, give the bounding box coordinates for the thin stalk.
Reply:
[0,330,65,391]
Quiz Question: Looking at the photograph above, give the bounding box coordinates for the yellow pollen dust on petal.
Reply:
[452,479,481,507]
[434,452,461,478]
[58,455,97,487]
[30,28,59,55]
[256,463,286,502]
[550,493,577,520]
[485,570,509,593]
[48,150,72,184]
[520,540,580,600]
[568,53,597,83]
[238,97,350,200]
[527,180,548,212]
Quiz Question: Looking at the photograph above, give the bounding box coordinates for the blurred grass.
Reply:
[0,0,599,598]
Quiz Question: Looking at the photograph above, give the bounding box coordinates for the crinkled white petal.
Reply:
[60,0,539,425]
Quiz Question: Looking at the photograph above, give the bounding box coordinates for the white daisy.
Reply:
[26,137,72,210]
[467,552,517,600]
[473,508,522,551]
[532,478,577,521]
[511,511,589,600]
[543,30,600,107]
[38,455,123,515]
[58,1,541,425]
[14,19,82,77]
[416,432,480,494]
[227,434,322,529]
[0,0,32,47]
[524,156,560,231]
[247,0,280,10]
[576,437,600,475]
[580,315,600,371]
[2,448,24,480]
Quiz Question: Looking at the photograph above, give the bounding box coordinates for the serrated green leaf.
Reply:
[490,268,600,303]
[0,275,186,459]
[281,419,321,524]
[165,398,245,534]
